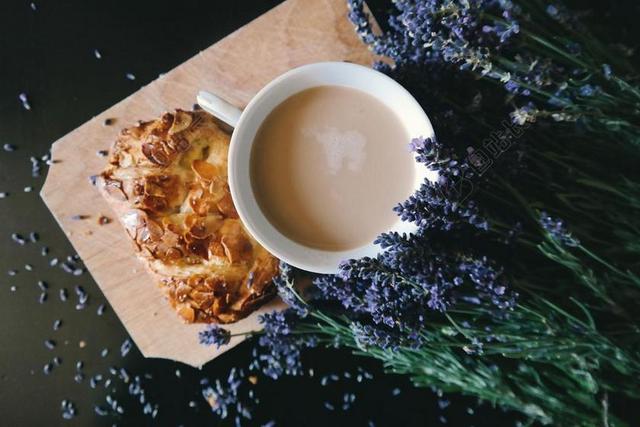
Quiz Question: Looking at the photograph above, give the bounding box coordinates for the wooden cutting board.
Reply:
[40,0,376,367]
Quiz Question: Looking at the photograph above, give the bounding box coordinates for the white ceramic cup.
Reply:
[197,62,434,274]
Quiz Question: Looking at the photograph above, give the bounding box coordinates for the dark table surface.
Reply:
[0,1,636,426]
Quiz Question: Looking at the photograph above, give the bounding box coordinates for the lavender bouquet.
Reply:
[204,2,640,426]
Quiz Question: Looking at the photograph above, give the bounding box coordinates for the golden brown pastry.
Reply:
[99,109,278,323]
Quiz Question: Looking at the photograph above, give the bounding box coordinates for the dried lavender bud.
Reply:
[7,270,17,276]
[23,186,32,192]
[39,292,47,303]
[41,246,49,256]
[44,339,56,350]
[73,268,84,276]
[94,405,108,416]
[18,92,31,110]
[125,73,136,81]
[119,368,130,383]
[37,280,48,291]
[198,325,231,348]
[61,263,73,273]
[0,192,8,198]
[74,373,84,383]
[96,150,108,157]
[3,143,16,152]
[49,257,59,267]
[11,233,26,245]
[89,175,99,185]
[120,339,132,357]
[24,264,33,271]
[93,49,102,59]
[30,2,36,11]
[101,348,109,357]
[60,400,76,419]
[97,304,106,316]
[53,319,62,330]
[59,288,68,301]
[29,232,39,242]
[43,363,53,375]
[53,356,62,366]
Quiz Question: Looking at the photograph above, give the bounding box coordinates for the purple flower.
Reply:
[273,262,308,317]
[539,211,580,247]
[253,310,317,379]
[199,325,231,348]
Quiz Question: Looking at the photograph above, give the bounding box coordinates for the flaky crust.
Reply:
[99,110,278,323]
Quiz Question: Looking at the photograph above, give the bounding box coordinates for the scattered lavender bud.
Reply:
[24,264,33,271]
[97,150,108,157]
[24,186,33,192]
[53,356,62,366]
[59,288,68,301]
[101,348,109,358]
[10,285,17,292]
[89,175,99,186]
[73,268,84,276]
[53,319,62,330]
[49,257,59,267]
[125,73,136,81]
[93,49,102,59]
[391,388,401,396]
[29,232,39,242]
[43,363,53,375]
[11,233,26,245]
[74,373,84,383]
[324,402,335,411]
[30,2,37,11]
[0,192,8,198]
[75,361,83,371]
[175,369,181,378]
[109,367,118,376]
[94,405,108,416]
[39,292,47,303]
[60,400,76,419]
[44,339,56,350]
[19,93,31,110]
[38,280,48,291]
[119,368,130,383]
[61,263,73,273]
[120,339,132,357]
[97,304,106,316]
[8,269,17,276]
[3,143,16,152]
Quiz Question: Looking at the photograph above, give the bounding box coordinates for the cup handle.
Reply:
[196,91,242,128]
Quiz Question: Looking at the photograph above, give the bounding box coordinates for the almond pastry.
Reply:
[99,110,278,323]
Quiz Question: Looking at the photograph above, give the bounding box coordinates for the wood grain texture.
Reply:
[40,0,375,367]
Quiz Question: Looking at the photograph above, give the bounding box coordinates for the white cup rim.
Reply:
[228,62,434,274]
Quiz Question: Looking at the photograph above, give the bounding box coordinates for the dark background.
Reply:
[0,1,636,426]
